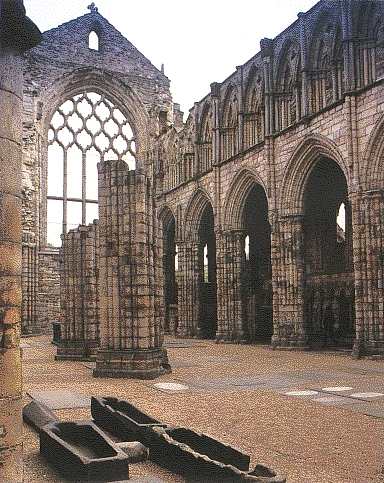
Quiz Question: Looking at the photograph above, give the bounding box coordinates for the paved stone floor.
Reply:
[22,336,384,482]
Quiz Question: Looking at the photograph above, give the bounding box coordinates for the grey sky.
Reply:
[24,0,318,114]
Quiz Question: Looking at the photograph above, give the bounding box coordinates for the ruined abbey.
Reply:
[2,0,384,478]
[19,0,384,360]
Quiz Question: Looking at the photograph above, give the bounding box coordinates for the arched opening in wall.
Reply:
[89,31,99,51]
[241,184,272,342]
[303,157,355,349]
[198,203,217,339]
[46,91,136,247]
[163,214,178,334]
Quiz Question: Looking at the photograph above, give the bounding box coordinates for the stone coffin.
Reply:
[91,396,166,445]
[149,426,285,482]
[40,420,130,481]
[23,400,59,433]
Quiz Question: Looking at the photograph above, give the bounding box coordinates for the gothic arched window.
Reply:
[221,87,239,160]
[89,31,99,51]
[198,104,212,173]
[244,69,264,149]
[46,91,136,247]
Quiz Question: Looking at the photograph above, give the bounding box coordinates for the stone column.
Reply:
[56,221,100,361]
[176,239,200,337]
[21,231,38,335]
[272,214,308,349]
[94,161,168,379]
[0,2,41,480]
[353,190,384,356]
[216,230,245,342]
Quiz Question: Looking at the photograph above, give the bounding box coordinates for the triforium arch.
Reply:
[277,135,355,350]
[308,9,344,111]
[274,38,302,131]
[158,205,178,335]
[198,102,213,173]
[180,189,217,339]
[243,65,264,149]
[221,170,272,342]
[220,84,240,160]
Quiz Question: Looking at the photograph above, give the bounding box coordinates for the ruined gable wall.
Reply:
[21,10,173,334]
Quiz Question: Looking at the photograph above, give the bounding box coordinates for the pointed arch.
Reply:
[223,169,268,231]
[244,65,264,148]
[184,189,214,241]
[280,134,349,215]
[362,113,384,191]
[42,68,151,159]
[158,204,176,229]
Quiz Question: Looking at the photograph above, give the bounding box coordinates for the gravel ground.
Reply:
[21,336,384,482]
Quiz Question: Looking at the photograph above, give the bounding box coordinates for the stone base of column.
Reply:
[216,330,246,344]
[271,335,310,351]
[93,348,170,379]
[358,339,384,357]
[55,340,99,361]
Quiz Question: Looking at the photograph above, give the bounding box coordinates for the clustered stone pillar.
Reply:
[0,1,41,480]
[57,221,100,361]
[216,230,245,342]
[21,231,38,335]
[176,239,200,337]
[94,160,168,379]
[353,191,384,355]
[272,214,308,349]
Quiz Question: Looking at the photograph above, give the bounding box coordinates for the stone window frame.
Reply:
[41,86,138,250]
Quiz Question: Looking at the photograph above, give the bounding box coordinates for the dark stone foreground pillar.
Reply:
[0,2,41,481]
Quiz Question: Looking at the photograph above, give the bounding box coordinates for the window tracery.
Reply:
[47,91,136,247]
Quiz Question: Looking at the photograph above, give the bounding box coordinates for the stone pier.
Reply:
[93,160,168,379]
[0,2,41,480]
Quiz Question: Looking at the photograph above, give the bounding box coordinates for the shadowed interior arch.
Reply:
[198,203,217,339]
[303,157,355,349]
[241,184,272,342]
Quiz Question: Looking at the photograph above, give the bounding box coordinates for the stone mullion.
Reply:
[273,215,307,348]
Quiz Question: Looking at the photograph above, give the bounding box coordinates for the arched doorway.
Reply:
[163,213,178,334]
[303,157,355,349]
[198,204,217,339]
[242,185,273,342]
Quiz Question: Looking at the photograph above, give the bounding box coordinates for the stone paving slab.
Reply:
[27,390,91,409]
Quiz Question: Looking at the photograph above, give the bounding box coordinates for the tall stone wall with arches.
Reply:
[156,0,384,356]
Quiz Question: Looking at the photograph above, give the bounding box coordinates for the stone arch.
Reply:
[42,67,151,161]
[223,169,268,231]
[158,204,176,229]
[362,113,384,191]
[199,101,212,142]
[184,189,213,241]
[280,134,349,215]
[221,84,238,126]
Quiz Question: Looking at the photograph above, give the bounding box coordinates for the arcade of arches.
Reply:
[17,0,384,364]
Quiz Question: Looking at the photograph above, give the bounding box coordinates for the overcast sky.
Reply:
[24,0,318,114]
